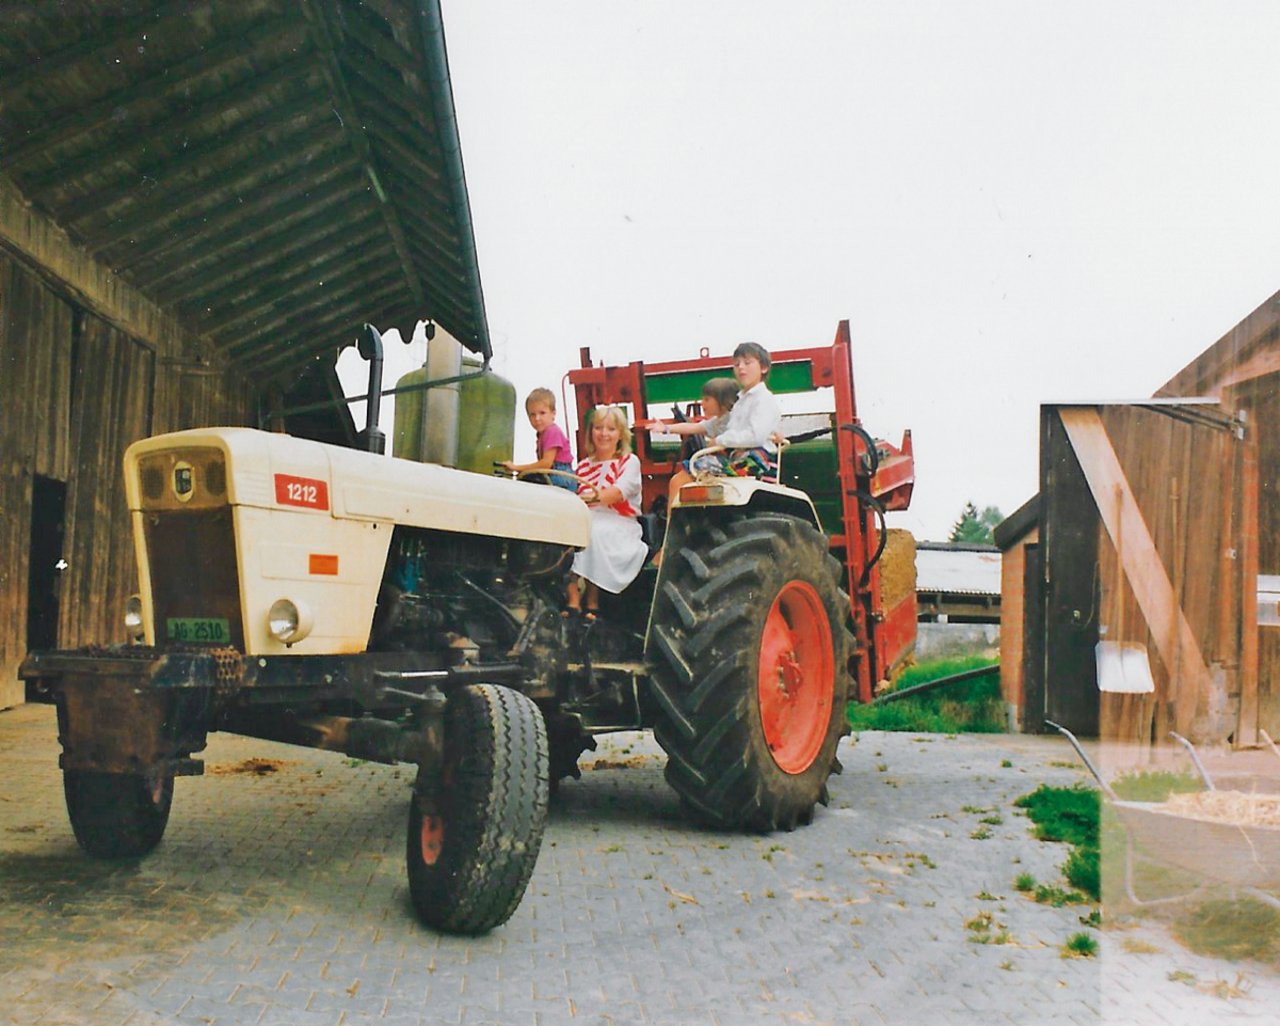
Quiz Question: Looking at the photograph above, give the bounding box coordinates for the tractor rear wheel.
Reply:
[63,769,174,858]
[406,684,550,934]
[648,514,852,831]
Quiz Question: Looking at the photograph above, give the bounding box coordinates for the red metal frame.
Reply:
[567,321,915,703]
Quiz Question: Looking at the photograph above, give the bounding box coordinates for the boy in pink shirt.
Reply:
[503,387,576,490]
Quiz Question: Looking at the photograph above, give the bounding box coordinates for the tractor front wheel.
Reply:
[406,684,550,934]
[648,514,852,831]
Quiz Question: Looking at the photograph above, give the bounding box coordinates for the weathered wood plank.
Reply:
[7,18,303,177]
[1060,407,1214,737]
[86,118,343,251]
[0,254,80,706]
[30,56,320,190]
[106,160,361,271]
[146,203,379,300]
[1238,422,1261,745]
[57,92,325,224]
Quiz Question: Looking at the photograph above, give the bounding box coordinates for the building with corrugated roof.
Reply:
[914,542,1002,624]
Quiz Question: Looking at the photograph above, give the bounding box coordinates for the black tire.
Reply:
[648,514,852,831]
[406,684,550,934]
[63,770,174,858]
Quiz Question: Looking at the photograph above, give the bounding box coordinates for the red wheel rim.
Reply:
[757,581,834,774]
[419,814,445,866]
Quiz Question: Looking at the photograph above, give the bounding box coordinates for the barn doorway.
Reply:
[25,476,66,699]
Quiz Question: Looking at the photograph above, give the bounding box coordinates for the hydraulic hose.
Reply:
[846,423,880,478]
[854,489,888,589]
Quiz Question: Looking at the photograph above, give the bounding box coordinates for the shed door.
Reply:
[1039,402,1252,745]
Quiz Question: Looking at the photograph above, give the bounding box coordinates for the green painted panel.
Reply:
[644,361,815,404]
[779,437,843,536]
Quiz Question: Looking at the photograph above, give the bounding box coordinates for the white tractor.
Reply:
[23,321,915,934]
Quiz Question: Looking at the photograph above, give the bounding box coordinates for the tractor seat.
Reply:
[638,511,664,558]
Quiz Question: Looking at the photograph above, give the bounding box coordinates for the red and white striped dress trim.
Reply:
[575,455,638,517]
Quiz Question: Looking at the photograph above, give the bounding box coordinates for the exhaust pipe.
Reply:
[359,323,386,454]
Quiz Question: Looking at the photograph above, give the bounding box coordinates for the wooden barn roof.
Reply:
[1158,286,1280,398]
[0,0,489,376]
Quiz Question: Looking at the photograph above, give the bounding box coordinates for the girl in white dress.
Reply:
[567,406,649,620]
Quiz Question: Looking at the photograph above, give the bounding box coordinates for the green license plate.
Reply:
[166,617,231,643]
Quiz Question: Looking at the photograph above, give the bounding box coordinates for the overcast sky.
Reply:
[354,1,1280,540]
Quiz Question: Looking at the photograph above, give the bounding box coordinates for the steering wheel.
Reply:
[513,467,596,490]
[689,439,790,480]
[688,444,727,479]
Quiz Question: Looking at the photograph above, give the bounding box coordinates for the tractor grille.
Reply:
[143,506,244,649]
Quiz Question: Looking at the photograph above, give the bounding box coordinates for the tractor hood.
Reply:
[124,427,590,549]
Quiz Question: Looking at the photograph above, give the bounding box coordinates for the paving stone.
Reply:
[4,705,1280,1025]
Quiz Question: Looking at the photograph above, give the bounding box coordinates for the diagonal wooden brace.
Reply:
[1059,407,1212,737]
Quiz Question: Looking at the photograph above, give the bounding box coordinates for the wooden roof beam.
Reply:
[177,225,386,312]
[300,0,425,311]
[354,0,410,30]
[108,161,363,272]
[153,211,383,304]
[57,93,325,223]
[21,56,318,188]
[337,4,423,85]
[356,104,453,200]
[0,8,166,97]
[254,299,420,376]
[400,222,472,284]
[250,291,447,372]
[89,121,345,252]
[196,244,394,335]
[339,48,444,150]
[219,268,405,352]
[4,18,303,176]
[221,277,406,361]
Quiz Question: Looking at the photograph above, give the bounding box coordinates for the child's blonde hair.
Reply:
[525,387,556,412]
[585,405,632,458]
[701,377,739,412]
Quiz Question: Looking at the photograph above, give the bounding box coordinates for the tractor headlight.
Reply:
[124,594,145,641]
[268,598,313,644]
[679,482,725,505]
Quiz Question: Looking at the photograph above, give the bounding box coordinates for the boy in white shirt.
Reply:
[698,341,782,481]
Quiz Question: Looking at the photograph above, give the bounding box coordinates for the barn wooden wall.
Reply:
[1160,299,1280,739]
[997,526,1037,729]
[1224,374,1280,734]
[155,363,256,435]
[0,254,74,707]
[58,316,154,649]
[1094,406,1250,744]
[0,251,254,707]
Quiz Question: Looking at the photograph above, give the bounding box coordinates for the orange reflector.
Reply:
[309,553,339,575]
[680,483,725,504]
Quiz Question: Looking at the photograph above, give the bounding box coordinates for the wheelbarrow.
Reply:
[1046,720,1280,910]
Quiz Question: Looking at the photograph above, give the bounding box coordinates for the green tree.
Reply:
[949,502,1003,544]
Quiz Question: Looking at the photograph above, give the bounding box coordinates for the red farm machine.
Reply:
[568,319,917,705]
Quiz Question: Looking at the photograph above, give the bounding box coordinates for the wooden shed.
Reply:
[992,498,1038,732]
[1008,399,1257,746]
[0,1,492,708]
[1159,285,1280,738]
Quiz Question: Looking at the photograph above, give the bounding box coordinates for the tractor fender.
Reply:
[671,477,821,529]
[644,480,823,651]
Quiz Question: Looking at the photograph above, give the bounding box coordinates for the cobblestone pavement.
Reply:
[2,702,1277,1025]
